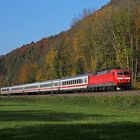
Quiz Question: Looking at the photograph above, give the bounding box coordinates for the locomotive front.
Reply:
[115,69,131,90]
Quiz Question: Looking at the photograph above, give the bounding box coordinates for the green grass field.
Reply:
[0,94,140,140]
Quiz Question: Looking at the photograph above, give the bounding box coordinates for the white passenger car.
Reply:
[23,83,40,93]
[1,87,11,95]
[60,74,88,91]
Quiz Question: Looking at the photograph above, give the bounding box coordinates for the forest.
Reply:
[0,0,140,87]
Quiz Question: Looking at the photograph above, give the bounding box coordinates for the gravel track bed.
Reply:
[1,90,140,97]
[53,90,140,96]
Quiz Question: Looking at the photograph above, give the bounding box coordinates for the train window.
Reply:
[25,85,38,89]
[77,79,79,84]
[2,88,9,91]
[84,78,87,83]
[124,71,129,75]
[12,87,22,90]
[79,79,82,83]
[40,84,51,88]
[78,79,80,83]
[117,72,123,76]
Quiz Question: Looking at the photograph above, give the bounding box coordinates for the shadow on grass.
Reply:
[0,104,30,107]
[0,110,139,140]
[0,96,140,139]
[0,122,140,140]
[0,110,113,122]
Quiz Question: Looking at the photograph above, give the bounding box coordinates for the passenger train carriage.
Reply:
[0,69,131,95]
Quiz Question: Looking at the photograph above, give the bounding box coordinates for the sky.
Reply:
[0,0,110,55]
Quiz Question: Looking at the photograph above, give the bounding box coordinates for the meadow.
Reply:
[0,94,140,140]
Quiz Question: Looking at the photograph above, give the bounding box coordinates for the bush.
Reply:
[133,81,140,89]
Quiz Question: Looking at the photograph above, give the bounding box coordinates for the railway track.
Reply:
[2,90,140,96]
[52,90,140,96]
[1,89,139,97]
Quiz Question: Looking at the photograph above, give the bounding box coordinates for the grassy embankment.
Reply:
[0,94,140,140]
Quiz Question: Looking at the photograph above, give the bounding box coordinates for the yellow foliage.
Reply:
[45,48,58,79]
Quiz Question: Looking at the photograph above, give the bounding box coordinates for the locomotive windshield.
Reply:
[117,72,123,76]
[117,71,129,76]
[124,71,129,75]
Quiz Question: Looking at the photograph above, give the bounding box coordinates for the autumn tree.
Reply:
[45,48,59,79]
[18,63,30,84]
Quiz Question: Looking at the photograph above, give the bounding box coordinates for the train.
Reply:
[0,68,131,95]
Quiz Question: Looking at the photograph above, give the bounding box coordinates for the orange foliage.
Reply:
[18,64,30,84]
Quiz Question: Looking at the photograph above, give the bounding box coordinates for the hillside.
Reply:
[0,0,140,87]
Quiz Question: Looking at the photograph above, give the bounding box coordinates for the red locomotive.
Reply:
[1,68,131,95]
[88,69,131,91]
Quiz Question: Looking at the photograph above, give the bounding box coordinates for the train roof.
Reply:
[59,73,89,81]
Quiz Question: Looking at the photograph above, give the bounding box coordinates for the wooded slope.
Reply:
[0,0,140,87]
